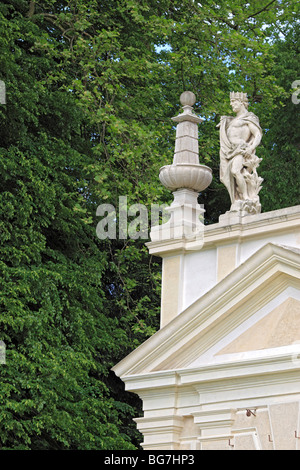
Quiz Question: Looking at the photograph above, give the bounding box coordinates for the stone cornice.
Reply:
[146,205,300,256]
[112,243,300,377]
[121,350,300,395]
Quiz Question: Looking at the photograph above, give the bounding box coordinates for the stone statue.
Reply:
[218,92,263,216]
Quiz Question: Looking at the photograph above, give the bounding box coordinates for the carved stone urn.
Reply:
[159,91,212,193]
[151,91,212,241]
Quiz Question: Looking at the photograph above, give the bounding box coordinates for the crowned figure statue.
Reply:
[218,92,263,216]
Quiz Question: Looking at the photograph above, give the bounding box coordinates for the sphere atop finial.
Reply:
[180,91,196,107]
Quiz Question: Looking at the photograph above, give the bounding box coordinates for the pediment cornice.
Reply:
[112,243,300,378]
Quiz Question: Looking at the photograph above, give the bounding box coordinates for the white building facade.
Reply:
[113,93,300,451]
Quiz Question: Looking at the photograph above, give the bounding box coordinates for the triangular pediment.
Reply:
[188,295,300,369]
[112,243,300,378]
[217,297,300,355]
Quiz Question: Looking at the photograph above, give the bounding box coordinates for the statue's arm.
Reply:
[247,121,262,154]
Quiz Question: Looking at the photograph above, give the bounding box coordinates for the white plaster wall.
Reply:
[181,248,217,311]
[239,231,300,265]
[181,220,300,313]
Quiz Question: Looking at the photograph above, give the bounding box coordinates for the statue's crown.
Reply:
[230,91,248,103]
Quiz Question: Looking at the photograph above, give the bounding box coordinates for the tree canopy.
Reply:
[0,0,299,450]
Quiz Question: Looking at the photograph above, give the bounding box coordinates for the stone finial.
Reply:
[169,92,202,168]
[159,91,212,192]
[150,92,212,241]
[180,90,196,107]
[171,92,202,125]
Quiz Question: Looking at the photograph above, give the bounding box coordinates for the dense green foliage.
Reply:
[259,23,300,211]
[0,0,299,450]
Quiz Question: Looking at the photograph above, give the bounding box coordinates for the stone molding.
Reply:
[113,204,300,450]
[112,243,300,377]
[147,204,300,257]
